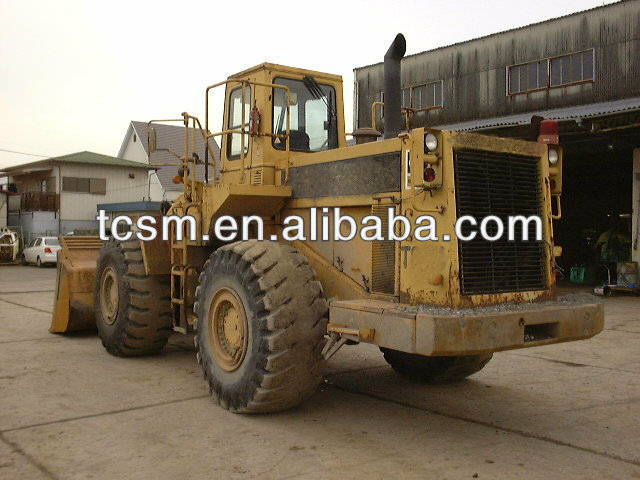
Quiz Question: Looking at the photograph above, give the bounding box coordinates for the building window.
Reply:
[407,81,443,109]
[397,82,444,110]
[508,60,548,94]
[508,49,595,95]
[550,50,594,86]
[401,88,410,108]
[89,178,106,194]
[62,177,106,194]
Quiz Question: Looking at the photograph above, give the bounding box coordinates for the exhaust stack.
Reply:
[383,33,406,139]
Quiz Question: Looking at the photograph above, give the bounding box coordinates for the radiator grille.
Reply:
[454,150,547,296]
[371,205,396,295]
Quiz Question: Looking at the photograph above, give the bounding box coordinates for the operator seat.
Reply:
[278,130,310,151]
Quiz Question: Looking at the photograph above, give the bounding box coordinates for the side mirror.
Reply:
[148,126,157,152]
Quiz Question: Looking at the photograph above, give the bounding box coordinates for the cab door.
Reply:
[221,84,251,183]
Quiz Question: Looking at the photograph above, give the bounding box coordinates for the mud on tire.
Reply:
[94,239,172,356]
[380,348,493,383]
[194,240,328,413]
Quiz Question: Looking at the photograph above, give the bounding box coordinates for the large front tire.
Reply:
[381,348,492,383]
[195,240,328,413]
[94,239,173,356]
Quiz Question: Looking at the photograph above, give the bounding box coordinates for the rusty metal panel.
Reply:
[285,152,401,198]
[371,204,396,295]
[329,296,604,356]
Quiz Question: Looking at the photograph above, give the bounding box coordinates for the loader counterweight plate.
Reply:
[329,294,604,356]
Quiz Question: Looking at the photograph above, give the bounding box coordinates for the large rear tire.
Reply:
[194,240,328,413]
[380,348,492,383]
[94,239,172,356]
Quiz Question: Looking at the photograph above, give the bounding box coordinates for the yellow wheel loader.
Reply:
[51,34,604,413]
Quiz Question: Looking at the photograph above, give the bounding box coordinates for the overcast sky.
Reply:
[0,0,616,169]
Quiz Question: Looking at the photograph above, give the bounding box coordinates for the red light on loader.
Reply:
[538,120,559,145]
[425,167,436,182]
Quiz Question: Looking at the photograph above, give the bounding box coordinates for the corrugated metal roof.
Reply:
[436,96,640,132]
[129,121,221,192]
[1,151,155,172]
[354,1,626,71]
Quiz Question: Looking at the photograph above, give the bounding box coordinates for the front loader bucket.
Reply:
[50,236,103,333]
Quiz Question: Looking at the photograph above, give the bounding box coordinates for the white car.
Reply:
[21,236,62,267]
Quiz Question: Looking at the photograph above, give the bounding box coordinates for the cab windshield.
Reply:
[272,77,338,152]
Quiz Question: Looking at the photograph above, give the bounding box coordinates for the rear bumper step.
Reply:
[328,294,604,356]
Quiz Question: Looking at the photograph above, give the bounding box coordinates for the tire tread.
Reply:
[195,240,328,413]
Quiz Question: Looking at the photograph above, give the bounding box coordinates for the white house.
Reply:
[0,151,153,240]
[118,121,220,202]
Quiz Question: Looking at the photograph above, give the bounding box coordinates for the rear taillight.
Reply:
[44,247,52,253]
[537,119,559,144]
[424,167,436,182]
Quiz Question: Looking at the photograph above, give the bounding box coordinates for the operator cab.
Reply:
[214,63,347,186]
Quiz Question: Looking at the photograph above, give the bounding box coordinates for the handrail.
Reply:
[205,79,292,184]
[371,101,442,132]
[147,114,218,203]
[146,78,294,202]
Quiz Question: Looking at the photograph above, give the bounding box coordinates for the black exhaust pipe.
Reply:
[383,33,406,139]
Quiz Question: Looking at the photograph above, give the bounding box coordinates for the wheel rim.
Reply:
[99,266,119,325]
[208,287,248,372]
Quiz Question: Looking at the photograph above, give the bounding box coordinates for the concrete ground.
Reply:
[1,265,639,480]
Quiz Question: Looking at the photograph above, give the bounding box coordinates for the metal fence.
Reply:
[13,192,59,212]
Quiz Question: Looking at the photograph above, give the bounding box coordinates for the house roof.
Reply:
[435,96,640,132]
[1,151,155,173]
[119,121,221,192]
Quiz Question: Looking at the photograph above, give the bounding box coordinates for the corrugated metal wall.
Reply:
[355,1,640,129]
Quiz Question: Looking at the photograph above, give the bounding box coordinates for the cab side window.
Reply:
[227,85,251,160]
[272,77,338,153]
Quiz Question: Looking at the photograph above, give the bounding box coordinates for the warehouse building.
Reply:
[354,0,640,281]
